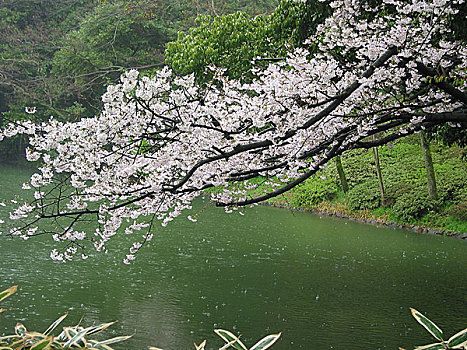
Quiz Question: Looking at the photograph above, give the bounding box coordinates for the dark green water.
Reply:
[0,164,466,350]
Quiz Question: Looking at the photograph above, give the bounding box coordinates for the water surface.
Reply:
[0,164,466,349]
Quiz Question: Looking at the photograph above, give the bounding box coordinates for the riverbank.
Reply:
[262,200,467,239]
[243,136,467,238]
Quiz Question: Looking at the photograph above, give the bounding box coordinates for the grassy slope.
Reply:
[239,135,467,235]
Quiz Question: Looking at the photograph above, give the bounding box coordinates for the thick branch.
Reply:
[416,62,467,105]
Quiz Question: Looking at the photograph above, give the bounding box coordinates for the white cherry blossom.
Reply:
[1,0,466,262]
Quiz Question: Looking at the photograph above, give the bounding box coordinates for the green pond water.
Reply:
[0,163,466,350]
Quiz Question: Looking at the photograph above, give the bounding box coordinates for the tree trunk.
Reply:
[17,135,24,155]
[420,132,438,200]
[335,156,349,193]
[373,146,385,206]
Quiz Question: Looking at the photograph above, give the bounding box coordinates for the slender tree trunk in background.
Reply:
[17,135,24,155]
[373,145,385,206]
[335,156,349,193]
[420,132,438,200]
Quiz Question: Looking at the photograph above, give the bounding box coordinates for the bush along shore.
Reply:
[241,135,467,238]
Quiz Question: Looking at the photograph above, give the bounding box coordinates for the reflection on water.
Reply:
[0,164,466,349]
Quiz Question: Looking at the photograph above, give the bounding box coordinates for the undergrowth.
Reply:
[235,135,467,234]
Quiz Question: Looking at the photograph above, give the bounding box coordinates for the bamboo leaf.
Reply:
[94,334,133,345]
[410,308,444,341]
[55,330,68,342]
[0,335,18,342]
[194,340,206,350]
[448,328,467,348]
[8,337,28,348]
[63,327,77,340]
[414,342,445,350]
[14,323,27,337]
[215,330,247,350]
[214,329,247,350]
[30,336,54,350]
[0,287,17,302]
[63,328,87,348]
[44,312,68,336]
[220,337,241,350]
[148,347,164,350]
[249,333,281,350]
[25,331,47,339]
[84,321,117,336]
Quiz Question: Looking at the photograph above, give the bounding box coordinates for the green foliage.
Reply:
[51,0,173,115]
[310,137,466,230]
[392,191,437,222]
[447,201,467,221]
[290,176,338,207]
[150,328,281,350]
[0,0,93,118]
[402,308,467,350]
[436,161,467,202]
[325,148,375,187]
[346,180,381,210]
[166,12,269,81]
[165,0,330,82]
[0,285,131,350]
[384,182,416,207]
[0,0,280,156]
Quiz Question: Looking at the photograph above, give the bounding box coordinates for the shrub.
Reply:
[290,176,338,207]
[392,191,437,221]
[150,329,281,350]
[384,182,416,206]
[437,168,467,202]
[346,180,381,210]
[447,201,467,221]
[0,286,131,350]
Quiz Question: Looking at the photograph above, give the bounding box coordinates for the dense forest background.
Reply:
[0,0,466,233]
[0,0,278,124]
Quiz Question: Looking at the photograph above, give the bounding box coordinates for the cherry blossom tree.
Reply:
[1,0,466,263]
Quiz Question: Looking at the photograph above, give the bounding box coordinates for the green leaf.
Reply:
[448,328,467,348]
[0,335,18,342]
[44,312,68,336]
[249,333,281,350]
[30,336,54,350]
[25,331,47,338]
[194,340,206,350]
[0,286,17,302]
[414,342,445,350]
[63,328,87,348]
[63,326,78,340]
[410,308,444,341]
[84,321,117,336]
[14,323,27,337]
[55,329,68,342]
[214,329,248,350]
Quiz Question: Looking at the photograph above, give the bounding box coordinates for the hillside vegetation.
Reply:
[260,135,467,234]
